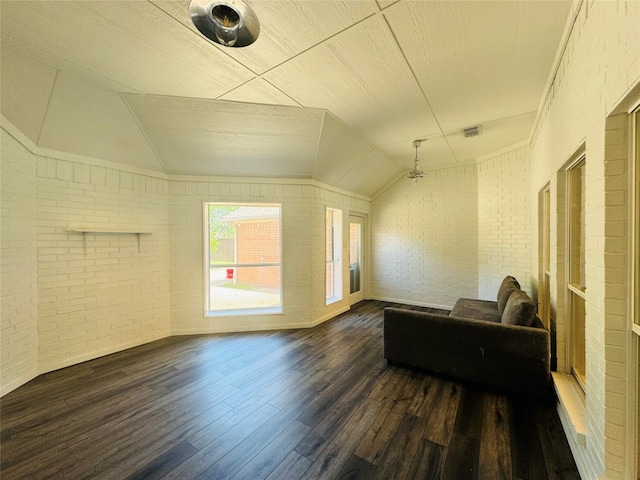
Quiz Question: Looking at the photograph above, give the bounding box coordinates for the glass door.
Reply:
[349,215,365,305]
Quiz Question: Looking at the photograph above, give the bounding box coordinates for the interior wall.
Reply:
[370,165,479,309]
[168,178,369,334]
[1,130,39,396]
[35,151,171,374]
[477,145,532,298]
[528,1,640,478]
[0,124,172,390]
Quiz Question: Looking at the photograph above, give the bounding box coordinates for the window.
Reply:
[205,203,282,315]
[567,157,586,390]
[539,185,551,330]
[326,207,343,304]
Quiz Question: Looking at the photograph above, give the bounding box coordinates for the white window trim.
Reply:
[203,202,283,317]
[627,106,640,480]
[326,207,343,305]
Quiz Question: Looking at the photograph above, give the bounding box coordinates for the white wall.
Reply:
[370,165,479,309]
[168,178,369,334]
[529,1,640,478]
[371,145,534,308]
[477,145,532,298]
[0,116,370,395]
[1,130,39,395]
[0,123,172,391]
[35,152,171,373]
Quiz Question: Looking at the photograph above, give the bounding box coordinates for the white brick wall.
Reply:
[169,179,369,334]
[529,1,640,478]
[35,155,171,373]
[1,117,370,394]
[1,130,39,395]
[477,145,532,299]
[602,113,631,477]
[1,123,171,384]
[370,165,478,309]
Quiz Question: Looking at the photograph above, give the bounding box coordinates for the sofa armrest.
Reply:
[383,307,551,397]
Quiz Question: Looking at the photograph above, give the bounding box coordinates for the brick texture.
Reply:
[169,180,369,335]
[370,165,479,309]
[35,154,171,373]
[0,131,39,395]
[477,145,532,299]
[529,1,640,478]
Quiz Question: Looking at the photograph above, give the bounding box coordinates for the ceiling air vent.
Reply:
[462,126,482,138]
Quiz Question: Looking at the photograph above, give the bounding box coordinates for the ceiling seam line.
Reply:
[380,12,460,164]
[445,110,539,135]
[254,10,382,80]
[333,146,379,186]
[120,94,170,175]
[147,0,262,77]
[36,68,59,147]
[312,111,328,179]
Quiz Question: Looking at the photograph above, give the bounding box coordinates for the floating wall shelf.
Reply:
[66,229,152,253]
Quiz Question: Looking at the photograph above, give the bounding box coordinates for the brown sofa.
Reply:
[383,276,551,397]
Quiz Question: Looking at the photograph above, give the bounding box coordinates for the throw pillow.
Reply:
[502,289,537,327]
[497,276,521,316]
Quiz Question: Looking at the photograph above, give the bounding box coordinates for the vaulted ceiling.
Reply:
[0,0,572,197]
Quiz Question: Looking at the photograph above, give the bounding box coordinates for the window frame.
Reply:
[326,207,343,305]
[566,155,587,392]
[204,202,283,317]
[539,184,552,331]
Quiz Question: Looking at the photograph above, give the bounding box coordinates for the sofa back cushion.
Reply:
[497,276,521,316]
[502,289,537,327]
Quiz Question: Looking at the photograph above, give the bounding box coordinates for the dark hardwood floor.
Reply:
[1,300,579,479]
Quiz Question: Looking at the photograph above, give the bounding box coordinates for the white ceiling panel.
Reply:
[336,148,402,198]
[0,0,573,198]
[445,112,536,163]
[124,95,324,177]
[154,0,379,75]
[263,14,441,147]
[0,47,58,145]
[385,1,571,131]
[379,135,458,171]
[219,78,299,106]
[0,1,254,98]
[38,73,164,171]
[313,113,376,185]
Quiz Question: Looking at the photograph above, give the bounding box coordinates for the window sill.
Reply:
[326,296,342,306]
[552,372,586,447]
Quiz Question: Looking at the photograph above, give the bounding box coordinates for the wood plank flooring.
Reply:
[0,301,580,479]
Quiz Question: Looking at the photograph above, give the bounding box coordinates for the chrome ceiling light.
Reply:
[189,0,260,48]
[407,140,425,182]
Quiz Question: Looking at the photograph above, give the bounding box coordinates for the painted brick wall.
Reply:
[477,145,532,299]
[370,165,478,309]
[602,113,631,477]
[529,1,640,478]
[35,155,171,373]
[0,130,39,395]
[169,180,369,334]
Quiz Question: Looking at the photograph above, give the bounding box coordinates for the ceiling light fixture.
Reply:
[407,139,425,182]
[189,0,260,48]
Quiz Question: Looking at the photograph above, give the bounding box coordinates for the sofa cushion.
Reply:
[451,298,501,322]
[497,276,520,316]
[502,289,537,327]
